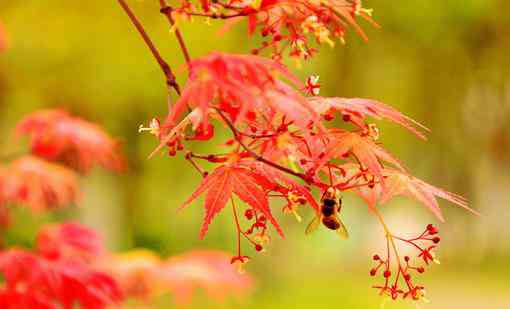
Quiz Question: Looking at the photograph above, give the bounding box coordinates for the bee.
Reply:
[305,187,349,239]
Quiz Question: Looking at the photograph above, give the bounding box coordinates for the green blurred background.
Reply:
[1,0,509,308]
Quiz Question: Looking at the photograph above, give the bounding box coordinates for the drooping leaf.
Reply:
[180,163,285,239]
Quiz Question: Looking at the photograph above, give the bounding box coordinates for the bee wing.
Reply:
[335,217,349,239]
[305,215,321,235]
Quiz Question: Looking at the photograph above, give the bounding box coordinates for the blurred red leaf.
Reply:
[180,162,284,239]
[36,222,104,261]
[16,109,125,174]
[0,156,80,212]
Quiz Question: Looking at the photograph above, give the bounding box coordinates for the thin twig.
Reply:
[117,0,181,94]
[159,0,192,65]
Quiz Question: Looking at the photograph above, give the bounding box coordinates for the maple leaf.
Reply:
[180,163,284,239]
[238,160,320,213]
[165,52,319,131]
[0,249,123,309]
[315,129,406,182]
[378,168,478,222]
[0,156,80,212]
[332,164,477,221]
[36,222,104,262]
[16,109,126,173]
[309,97,429,139]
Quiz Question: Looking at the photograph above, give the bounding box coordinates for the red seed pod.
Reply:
[417,267,425,273]
[168,149,176,156]
[225,139,235,146]
[427,224,439,235]
[404,273,411,281]
[323,114,334,121]
[370,269,377,276]
[404,256,410,262]
[432,237,441,244]
[255,244,263,252]
[373,254,380,261]
[383,270,391,278]
[245,209,254,220]
[251,49,259,55]
[342,114,351,122]
[259,216,266,222]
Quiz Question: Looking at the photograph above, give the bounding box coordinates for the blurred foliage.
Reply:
[1,0,509,308]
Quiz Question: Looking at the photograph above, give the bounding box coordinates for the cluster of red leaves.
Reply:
[0,109,125,228]
[0,223,122,309]
[16,109,125,174]
[141,49,477,300]
[117,0,479,302]
[171,0,377,59]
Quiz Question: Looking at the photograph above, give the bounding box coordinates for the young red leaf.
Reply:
[180,163,285,238]
[230,168,284,237]
[315,129,406,182]
[309,97,429,139]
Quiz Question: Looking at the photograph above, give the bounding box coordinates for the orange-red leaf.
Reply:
[201,168,235,238]
[231,168,284,237]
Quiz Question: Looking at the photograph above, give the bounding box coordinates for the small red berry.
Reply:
[417,267,425,273]
[323,114,334,121]
[244,209,254,220]
[404,256,410,262]
[370,269,377,276]
[342,114,351,122]
[255,244,263,252]
[432,237,441,244]
[383,270,391,278]
[427,224,439,235]
[373,254,380,261]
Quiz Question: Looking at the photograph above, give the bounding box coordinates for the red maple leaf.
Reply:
[36,222,104,262]
[16,109,126,174]
[0,249,122,309]
[315,129,406,182]
[309,97,429,139]
[0,156,80,212]
[165,52,319,131]
[332,164,477,221]
[180,162,284,239]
